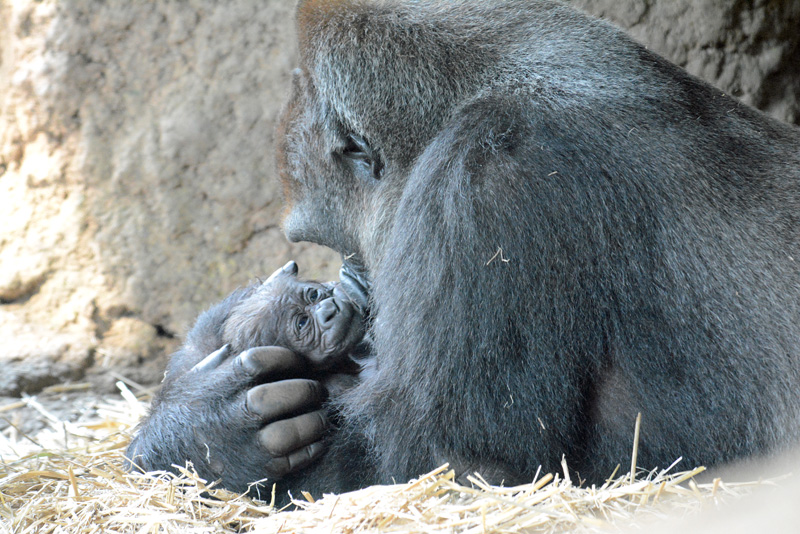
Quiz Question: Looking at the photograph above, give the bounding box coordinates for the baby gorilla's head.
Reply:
[223,261,366,370]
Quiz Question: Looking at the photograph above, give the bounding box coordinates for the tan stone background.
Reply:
[1,0,798,395]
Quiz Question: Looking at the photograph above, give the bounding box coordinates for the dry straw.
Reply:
[0,383,769,533]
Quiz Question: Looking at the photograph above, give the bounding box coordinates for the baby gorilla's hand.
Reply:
[127,345,329,496]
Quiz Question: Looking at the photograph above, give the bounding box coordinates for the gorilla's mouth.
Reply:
[339,259,371,314]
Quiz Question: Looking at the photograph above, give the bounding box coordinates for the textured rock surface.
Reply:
[0,0,798,394]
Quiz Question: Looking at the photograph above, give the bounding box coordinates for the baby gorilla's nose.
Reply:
[315,297,340,328]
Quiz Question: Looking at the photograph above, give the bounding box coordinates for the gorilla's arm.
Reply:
[126,346,333,496]
[343,94,603,482]
[340,88,702,484]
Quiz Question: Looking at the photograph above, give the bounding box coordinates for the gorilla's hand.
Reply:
[127,345,329,494]
[339,261,371,315]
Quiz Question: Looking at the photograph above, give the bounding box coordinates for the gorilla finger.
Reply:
[266,260,299,284]
[265,441,327,477]
[190,345,231,373]
[236,346,306,379]
[246,379,325,421]
[338,264,370,313]
[258,410,328,457]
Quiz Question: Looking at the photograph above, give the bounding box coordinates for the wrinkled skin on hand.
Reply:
[127,345,329,497]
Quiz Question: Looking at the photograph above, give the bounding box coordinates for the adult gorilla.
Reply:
[128,0,800,502]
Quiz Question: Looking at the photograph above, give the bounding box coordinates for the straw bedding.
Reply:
[0,382,771,533]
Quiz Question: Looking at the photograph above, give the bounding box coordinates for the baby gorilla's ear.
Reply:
[266,261,300,284]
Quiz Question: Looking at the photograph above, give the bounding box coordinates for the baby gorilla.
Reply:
[220,261,366,377]
[182,261,368,404]
[127,261,367,492]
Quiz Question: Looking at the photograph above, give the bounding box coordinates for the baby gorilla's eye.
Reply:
[306,288,320,303]
[296,314,310,331]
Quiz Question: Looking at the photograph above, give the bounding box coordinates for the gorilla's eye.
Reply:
[343,133,384,180]
[296,314,310,331]
[306,288,320,303]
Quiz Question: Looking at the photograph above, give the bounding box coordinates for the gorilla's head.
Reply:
[275,2,504,270]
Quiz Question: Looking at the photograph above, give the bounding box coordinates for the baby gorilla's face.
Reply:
[224,261,366,370]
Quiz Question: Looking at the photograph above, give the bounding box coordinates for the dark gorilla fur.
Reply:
[129,0,800,503]
[279,0,800,485]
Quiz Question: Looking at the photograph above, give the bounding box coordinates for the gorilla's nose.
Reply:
[315,298,340,327]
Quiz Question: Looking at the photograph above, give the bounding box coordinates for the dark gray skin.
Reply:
[128,0,800,506]
[126,261,367,496]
